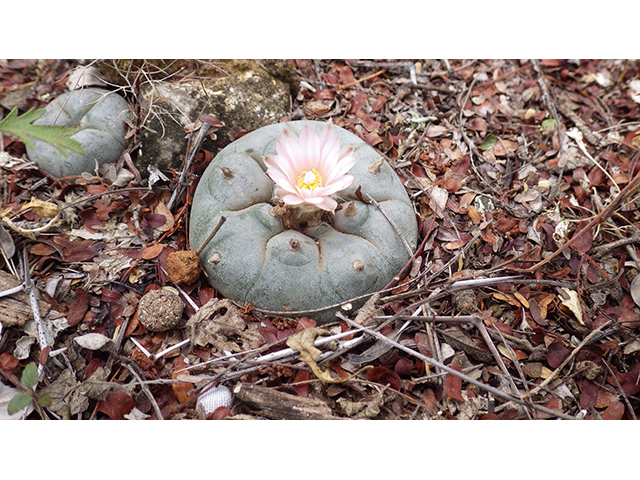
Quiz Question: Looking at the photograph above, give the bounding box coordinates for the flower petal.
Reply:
[273,176,299,194]
[265,153,292,179]
[318,125,341,166]
[282,194,305,205]
[277,131,305,171]
[266,123,356,213]
[299,126,319,171]
[314,196,338,212]
[325,156,357,185]
[314,174,354,196]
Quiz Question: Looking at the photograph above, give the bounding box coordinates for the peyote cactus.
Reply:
[25,88,129,177]
[189,120,418,323]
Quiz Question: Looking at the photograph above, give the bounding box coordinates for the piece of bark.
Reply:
[233,383,338,420]
[0,270,51,328]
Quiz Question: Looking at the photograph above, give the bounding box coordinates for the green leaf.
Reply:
[21,362,39,391]
[7,393,32,416]
[0,107,84,157]
[479,134,497,151]
[37,392,51,408]
[541,118,558,135]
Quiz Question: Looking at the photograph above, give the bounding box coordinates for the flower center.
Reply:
[297,169,323,190]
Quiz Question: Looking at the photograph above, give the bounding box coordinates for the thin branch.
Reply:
[167,121,211,212]
[524,166,640,272]
[195,216,227,255]
[363,192,413,256]
[339,316,577,420]
[121,361,164,420]
[531,59,565,204]
[524,321,613,398]
[600,359,637,421]
[337,69,386,91]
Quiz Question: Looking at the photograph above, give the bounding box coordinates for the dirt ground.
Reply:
[1,59,640,420]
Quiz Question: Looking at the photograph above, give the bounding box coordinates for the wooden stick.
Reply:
[523,321,612,398]
[195,216,227,255]
[337,69,386,91]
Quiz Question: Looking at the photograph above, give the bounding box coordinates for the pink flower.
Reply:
[264,124,357,213]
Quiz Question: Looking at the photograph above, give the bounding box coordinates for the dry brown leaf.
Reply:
[444,362,465,402]
[439,327,493,363]
[513,291,530,309]
[286,327,336,383]
[67,287,89,327]
[172,356,193,404]
[467,205,483,224]
[23,197,60,218]
[154,202,175,232]
[337,386,387,418]
[96,390,135,420]
[0,213,59,240]
[141,242,164,260]
[187,298,262,352]
[42,368,89,417]
[286,328,371,384]
[425,125,448,137]
[492,292,522,307]
[558,288,584,325]
[493,139,519,156]
[444,240,468,250]
[522,362,553,379]
[537,293,556,319]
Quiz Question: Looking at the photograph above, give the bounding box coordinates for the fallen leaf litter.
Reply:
[1,59,640,420]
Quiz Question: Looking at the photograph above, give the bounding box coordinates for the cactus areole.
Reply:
[189,121,418,323]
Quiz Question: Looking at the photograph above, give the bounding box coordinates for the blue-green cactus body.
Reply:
[26,88,129,177]
[190,120,418,323]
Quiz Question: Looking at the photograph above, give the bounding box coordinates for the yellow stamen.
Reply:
[297,169,323,190]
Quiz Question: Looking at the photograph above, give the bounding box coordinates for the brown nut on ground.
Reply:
[138,288,184,332]
[167,250,201,285]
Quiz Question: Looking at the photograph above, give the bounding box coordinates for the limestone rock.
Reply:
[138,69,291,176]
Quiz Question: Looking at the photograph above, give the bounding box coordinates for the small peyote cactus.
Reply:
[26,88,129,177]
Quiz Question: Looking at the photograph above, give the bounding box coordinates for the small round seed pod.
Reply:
[137,288,184,332]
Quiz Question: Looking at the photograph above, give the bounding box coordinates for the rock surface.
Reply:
[138,69,291,176]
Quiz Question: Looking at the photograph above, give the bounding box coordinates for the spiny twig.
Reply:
[195,216,226,255]
[531,59,566,204]
[120,359,164,420]
[363,192,413,256]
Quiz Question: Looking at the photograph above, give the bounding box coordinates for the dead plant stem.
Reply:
[195,216,227,255]
[337,69,386,91]
[340,316,577,419]
[122,361,164,420]
[524,321,613,398]
[600,359,637,420]
[167,121,210,212]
